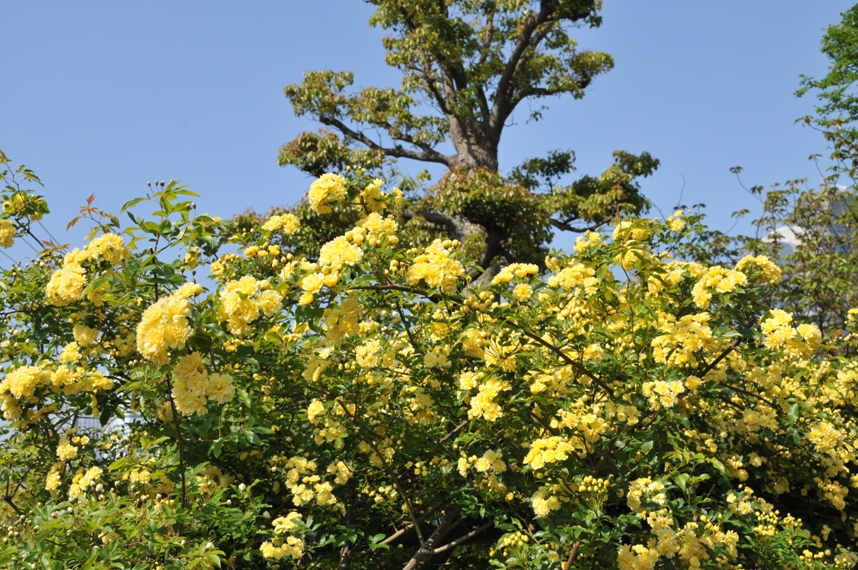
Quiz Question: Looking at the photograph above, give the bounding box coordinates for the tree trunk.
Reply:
[448,116,499,170]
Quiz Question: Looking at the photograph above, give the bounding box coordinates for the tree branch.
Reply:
[319,116,454,166]
[550,217,607,233]
[401,209,484,242]
[431,520,494,554]
[402,506,462,570]
[490,3,555,130]
[507,75,593,110]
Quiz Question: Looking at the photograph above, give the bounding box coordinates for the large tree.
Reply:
[277,0,658,273]
[798,3,858,139]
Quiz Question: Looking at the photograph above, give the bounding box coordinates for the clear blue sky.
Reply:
[3,2,854,253]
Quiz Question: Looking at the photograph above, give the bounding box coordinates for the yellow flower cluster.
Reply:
[408,239,464,294]
[68,466,102,499]
[552,403,610,450]
[523,436,574,469]
[354,212,399,246]
[308,173,347,214]
[261,212,300,234]
[217,276,282,336]
[307,399,326,424]
[691,266,747,308]
[45,463,62,493]
[297,214,400,305]
[615,247,653,271]
[326,461,352,485]
[760,309,821,359]
[318,236,363,273]
[272,511,303,534]
[260,536,304,560]
[458,449,507,477]
[573,230,602,254]
[626,477,667,515]
[735,254,782,283]
[46,250,88,306]
[531,484,563,517]
[666,209,685,232]
[46,233,131,306]
[2,192,43,220]
[816,476,849,510]
[0,219,14,248]
[547,262,597,291]
[59,342,82,364]
[56,434,79,461]
[171,352,235,416]
[491,263,539,285]
[322,294,361,347]
[641,379,686,409]
[136,283,202,365]
[617,544,659,570]
[466,376,509,421]
[358,178,386,213]
[807,420,844,455]
[243,242,280,260]
[282,456,338,507]
[2,365,50,400]
[651,312,716,368]
[0,362,112,422]
[613,220,650,242]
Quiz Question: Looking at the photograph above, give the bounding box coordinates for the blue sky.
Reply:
[3,2,854,253]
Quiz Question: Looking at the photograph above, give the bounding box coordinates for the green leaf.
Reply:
[785,403,799,426]
[210,439,224,459]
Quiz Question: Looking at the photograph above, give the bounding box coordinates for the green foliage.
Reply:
[798,3,858,138]
[277,1,648,273]
[0,156,857,568]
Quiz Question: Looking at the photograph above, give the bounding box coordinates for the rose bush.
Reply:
[0,155,857,569]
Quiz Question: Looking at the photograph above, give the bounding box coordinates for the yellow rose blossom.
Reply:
[308,173,347,213]
[136,292,193,366]
[205,373,235,405]
[667,209,685,232]
[56,435,78,461]
[492,263,539,285]
[318,236,363,271]
[407,239,464,294]
[523,436,575,469]
[0,219,15,248]
[262,212,300,234]
[735,254,782,283]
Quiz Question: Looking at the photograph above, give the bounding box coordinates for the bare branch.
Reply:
[431,520,494,554]
[319,116,454,166]
[550,217,607,233]
[402,506,463,570]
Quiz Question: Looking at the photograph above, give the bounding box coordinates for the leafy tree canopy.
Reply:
[277,0,658,276]
[798,4,858,138]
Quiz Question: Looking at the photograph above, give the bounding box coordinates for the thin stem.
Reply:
[563,540,581,570]
[163,375,187,510]
[512,322,611,393]
[3,496,22,517]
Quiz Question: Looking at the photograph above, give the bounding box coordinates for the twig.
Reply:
[507,321,611,393]
[563,540,581,570]
[163,376,187,510]
[431,520,494,554]
[3,496,22,517]
[401,506,462,570]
